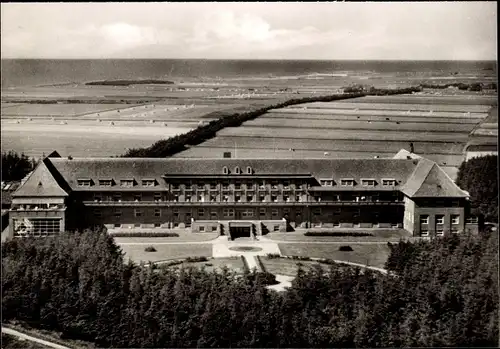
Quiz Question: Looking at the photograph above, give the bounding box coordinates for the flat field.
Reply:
[2,73,497,165]
[178,93,496,180]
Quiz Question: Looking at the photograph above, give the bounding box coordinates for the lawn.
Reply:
[258,257,334,277]
[267,229,412,242]
[119,243,213,264]
[168,256,247,274]
[277,243,391,269]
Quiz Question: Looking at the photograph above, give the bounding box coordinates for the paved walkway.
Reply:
[244,255,260,272]
[267,275,294,292]
[2,326,71,349]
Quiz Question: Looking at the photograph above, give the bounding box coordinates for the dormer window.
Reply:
[382,179,397,186]
[361,179,376,187]
[320,179,333,186]
[142,179,156,187]
[223,166,229,175]
[120,179,135,187]
[340,179,355,186]
[77,179,92,187]
[235,166,241,174]
[99,179,114,187]
[246,166,252,174]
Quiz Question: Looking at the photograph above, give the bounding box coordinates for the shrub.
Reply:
[266,253,281,259]
[304,231,373,237]
[144,246,157,252]
[290,256,312,261]
[339,245,353,252]
[110,232,179,237]
[158,260,184,268]
[247,272,279,286]
[185,256,208,263]
[319,258,337,265]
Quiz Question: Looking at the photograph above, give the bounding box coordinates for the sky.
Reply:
[1,2,497,60]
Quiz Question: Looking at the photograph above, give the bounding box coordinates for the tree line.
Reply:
[122,86,422,158]
[1,151,37,182]
[456,155,498,222]
[2,228,497,347]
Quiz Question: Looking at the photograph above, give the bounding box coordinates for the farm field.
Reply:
[178,93,496,180]
[1,121,191,158]
[2,70,497,164]
[0,103,133,117]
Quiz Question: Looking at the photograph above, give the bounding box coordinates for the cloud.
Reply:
[100,23,157,47]
[0,2,496,59]
[186,9,352,58]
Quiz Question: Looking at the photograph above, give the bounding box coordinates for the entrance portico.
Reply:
[229,221,254,240]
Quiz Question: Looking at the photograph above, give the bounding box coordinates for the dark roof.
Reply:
[47,157,418,191]
[13,161,68,197]
[402,158,468,198]
[10,155,468,198]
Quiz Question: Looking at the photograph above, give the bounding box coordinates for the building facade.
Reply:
[7,152,479,239]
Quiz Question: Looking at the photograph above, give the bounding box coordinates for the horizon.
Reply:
[0,58,497,62]
[1,2,496,60]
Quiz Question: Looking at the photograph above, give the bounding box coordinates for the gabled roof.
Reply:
[47,157,418,191]
[13,161,68,197]
[402,158,468,198]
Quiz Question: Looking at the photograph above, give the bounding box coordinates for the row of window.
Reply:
[92,192,403,203]
[420,214,461,225]
[96,208,297,218]
[320,178,397,187]
[172,181,301,190]
[421,230,460,236]
[78,179,157,187]
[93,207,373,218]
[79,177,400,188]
[13,218,61,234]
[222,166,253,175]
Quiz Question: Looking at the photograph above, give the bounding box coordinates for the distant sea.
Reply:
[1,59,496,88]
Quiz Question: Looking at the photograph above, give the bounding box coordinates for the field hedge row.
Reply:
[85,79,174,86]
[109,232,179,238]
[122,86,422,158]
[420,82,496,91]
[304,231,374,237]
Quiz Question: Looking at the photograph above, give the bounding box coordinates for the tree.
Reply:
[1,151,37,181]
[456,155,498,222]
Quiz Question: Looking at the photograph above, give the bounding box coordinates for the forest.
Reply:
[2,228,497,348]
[456,155,498,222]
[1,151,37,182]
